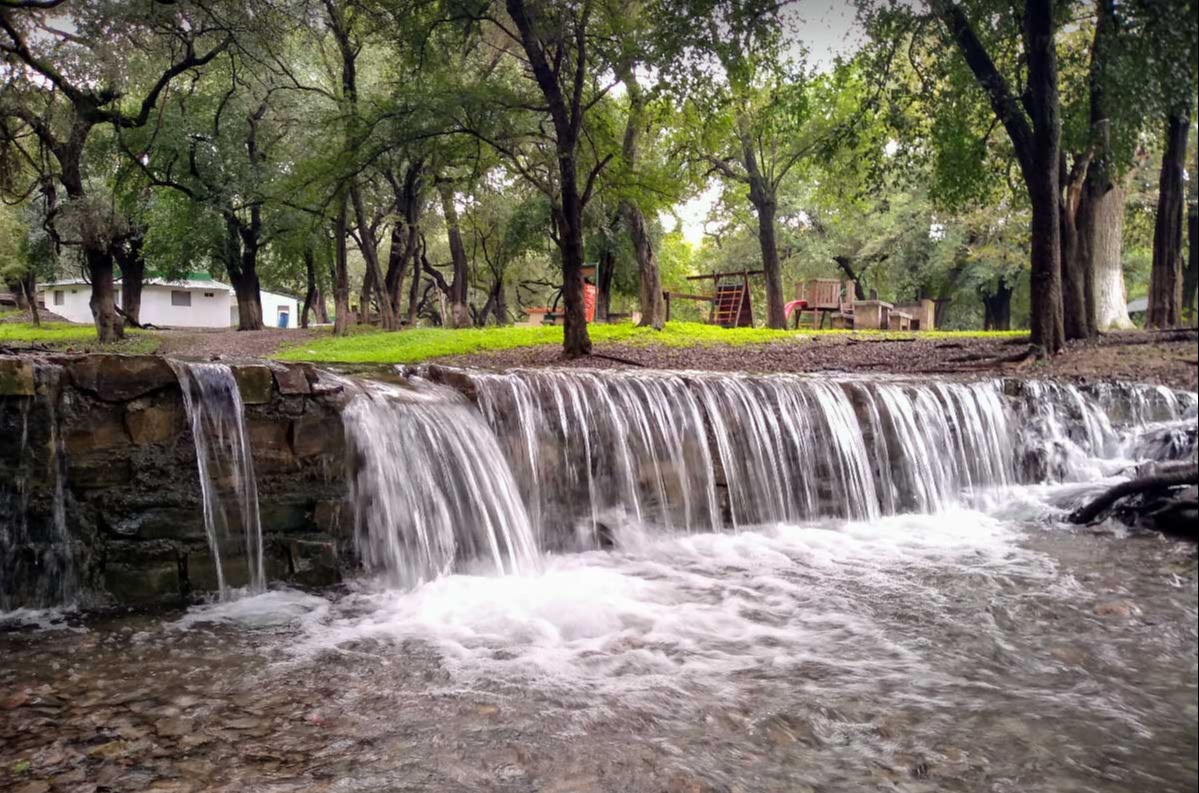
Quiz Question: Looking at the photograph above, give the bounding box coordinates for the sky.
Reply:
[669,0,865,246]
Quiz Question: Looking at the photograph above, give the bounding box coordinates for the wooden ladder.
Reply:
[711,283,746,327]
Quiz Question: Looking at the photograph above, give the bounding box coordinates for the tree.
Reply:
[0,0,228,341]
[929,0,1065,353]
[456,0,616,356]
[1141,0,1197,327]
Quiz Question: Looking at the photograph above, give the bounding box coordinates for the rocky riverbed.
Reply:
[2,499,1196,793]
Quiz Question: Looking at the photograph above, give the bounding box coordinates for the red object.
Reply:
[583,283,597,323]
[784,299,808,319]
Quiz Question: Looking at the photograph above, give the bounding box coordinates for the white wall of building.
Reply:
[137,285,232,328]
[40,283,93,324]
[259,290,300,329]
[41,279,300,329]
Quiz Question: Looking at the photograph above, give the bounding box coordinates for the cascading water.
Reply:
[469,369,720,547]
[170,361,265,598]
[459,368,1195,549]
[343,379,540,588]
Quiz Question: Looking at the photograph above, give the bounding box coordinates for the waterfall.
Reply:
[171,361,265,598]
[458,368,1194,548]
[470,369,720,547]
[343,380,540,588]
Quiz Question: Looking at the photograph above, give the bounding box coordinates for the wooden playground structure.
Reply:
[663,270,763,328]
[789,278,935,331]
[522,269,936,331]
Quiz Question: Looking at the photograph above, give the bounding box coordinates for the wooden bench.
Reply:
[796,278,856,329]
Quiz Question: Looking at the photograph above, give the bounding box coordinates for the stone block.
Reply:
[312,500,349,536]
[186,543,290,595]
[258,501,312,534]
[67,455,133,488]
[125,399,185,446]
[67,355,176,402]
[852,300,891,331]
[247,416,296,472]
[288,538,340,587]
[290,414,345,459]
[186,549,252,593]
[65,415,129,455]
[232,364,274,405]
[272,364,312,396]
[107,507,207,541]
[103,543,184,605]
[0,358,35,396]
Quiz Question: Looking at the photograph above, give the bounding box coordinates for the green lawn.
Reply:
[275,321,1026,364]
[0,322,159,354]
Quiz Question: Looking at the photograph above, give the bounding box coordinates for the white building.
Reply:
[38,274,300,329]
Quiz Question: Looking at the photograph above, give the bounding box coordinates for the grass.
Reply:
[274,321,1027,365]
[0,321,160,354]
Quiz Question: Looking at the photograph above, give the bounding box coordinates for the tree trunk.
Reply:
[494,279,509,325]
[18,271,39,327]
[596,246,615,321]
[226,218,264,331]
[1184,201,1198,324]
[937,0,1064,352]
[86,247,123,343]
[617,64,665,330]
[504,0,591,357]
[228,268,263,332]
[332,197,351,335]
[557,174,592,356]
[982,282,1013,330]
[1025,0,1065,354]
[437,183,472,329]
[116,237,146,326]
[407,234,424,327]
[302,245,322,329]
[1028,166,1065,352]
[359,269,374,326]
[737,113,785,329]
[1148,111,1190,328]
[350,182,398,330]
[1087,183,1132,330]
[1061,155,1093,340]
[833,256,870,299]
[1081,0,1131,332]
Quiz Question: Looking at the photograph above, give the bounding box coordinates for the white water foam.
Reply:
[288,507,1055,705]
[172,589,332,631]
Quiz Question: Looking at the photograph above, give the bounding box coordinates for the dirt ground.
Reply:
[435,329,1199,391]
[152,327,323,359]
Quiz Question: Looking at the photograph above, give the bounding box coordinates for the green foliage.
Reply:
[0,322,157,353]
[275,320,1022,363]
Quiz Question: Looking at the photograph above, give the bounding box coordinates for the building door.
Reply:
[277,306,290,328]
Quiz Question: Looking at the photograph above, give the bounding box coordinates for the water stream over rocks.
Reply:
[2,364,1197,791]
[170,361,266,599]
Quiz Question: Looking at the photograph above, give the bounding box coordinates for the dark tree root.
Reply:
[1068,464,1198,525]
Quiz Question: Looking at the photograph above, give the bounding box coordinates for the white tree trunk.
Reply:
[1091,184,1133,330]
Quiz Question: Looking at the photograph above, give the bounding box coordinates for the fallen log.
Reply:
[1068,465,1199,525]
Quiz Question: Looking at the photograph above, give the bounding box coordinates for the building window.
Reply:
[203,292,214,298]
[54,290,64,306]
[171,290,192,307]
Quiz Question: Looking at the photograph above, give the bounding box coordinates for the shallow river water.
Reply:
[2,480,1196,793]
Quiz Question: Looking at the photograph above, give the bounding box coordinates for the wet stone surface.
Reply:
[2,515,1197,793]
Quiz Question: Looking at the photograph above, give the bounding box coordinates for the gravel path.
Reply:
[152,328,321,360]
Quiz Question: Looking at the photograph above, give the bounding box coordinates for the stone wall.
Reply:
[1,353,351,610]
